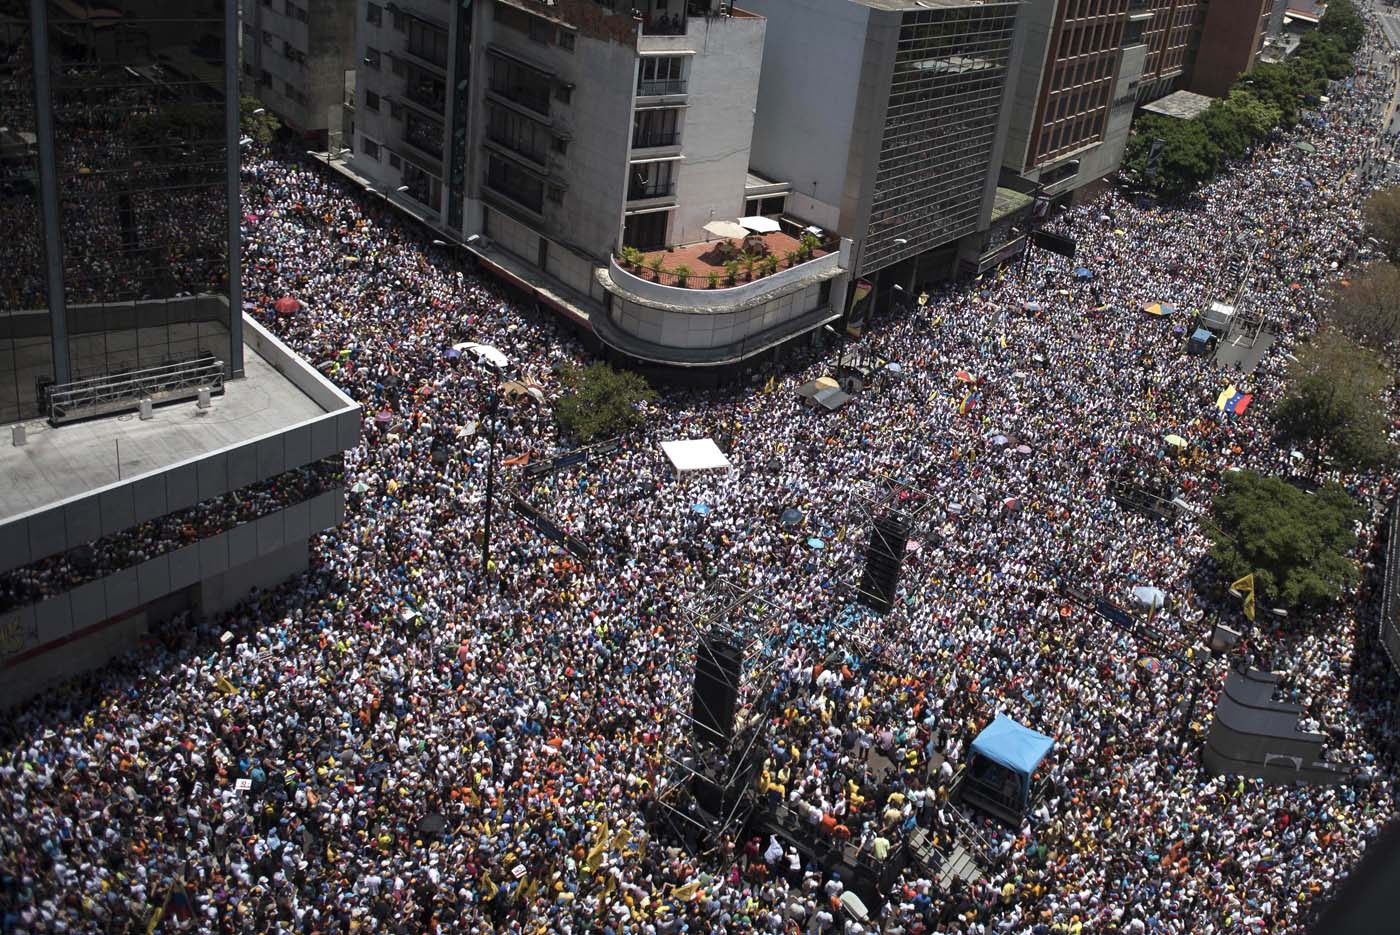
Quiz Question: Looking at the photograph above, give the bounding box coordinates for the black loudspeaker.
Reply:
[691,636,741,746]
[858,515,909,614]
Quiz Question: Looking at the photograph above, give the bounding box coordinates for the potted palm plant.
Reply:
[647,255,664,281]
[675,264,692,288]
[620,246,643,271]
[707,271,719,289]
[724,260,740,285]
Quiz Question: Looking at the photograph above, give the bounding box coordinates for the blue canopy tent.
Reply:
[1073,267,1093,281]
[1188,327,1214,355]
[960,715,1056,822]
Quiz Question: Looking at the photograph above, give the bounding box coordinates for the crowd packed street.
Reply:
[5,11,1400,935]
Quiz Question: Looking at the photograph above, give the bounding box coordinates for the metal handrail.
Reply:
[49,356,225,425]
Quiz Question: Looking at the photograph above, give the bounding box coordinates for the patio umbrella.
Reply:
[885,362,903,374]
[739,215,781,233]
[374,410,393,425]
[274,296,299,315]
[780,508,805,526]
[806,537,825,549]
[1164,434,1188,448]
[703,220,749,240]
[445,347,461,360]
[691,503,711,515]
[989,434,1009,446]
[1015,444,1032,455]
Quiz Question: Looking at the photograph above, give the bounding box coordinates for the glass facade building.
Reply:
[862,1,1018,274]
[0,0,239,426]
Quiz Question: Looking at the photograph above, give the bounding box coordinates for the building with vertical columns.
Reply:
[238,0,358,144]
[1188,0,1274,98]
[744,0,1020,312]
[0,0,359,707]
[1000,0,1148,203]
[1137,0,1203,101]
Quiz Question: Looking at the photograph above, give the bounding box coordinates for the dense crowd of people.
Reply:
[4,9,1400,935]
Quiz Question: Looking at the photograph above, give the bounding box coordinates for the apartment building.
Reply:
[239,0,357,142]
[1001,0,1149,202]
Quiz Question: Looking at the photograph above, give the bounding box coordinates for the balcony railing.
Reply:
[640,14,687,35]
[627,181,676,200]
[487,132,547,166]
[404,78,446,113]
[489,81,551,114]
[637,78,686,96]
[632,129,680,148]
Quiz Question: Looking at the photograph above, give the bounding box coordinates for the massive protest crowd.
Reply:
[4,9,1400,935]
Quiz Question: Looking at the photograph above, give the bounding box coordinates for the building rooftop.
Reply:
[1141,90,1215,120]
[991,186,1034,222]
[849,0,1011,9]
[0,320,346,521]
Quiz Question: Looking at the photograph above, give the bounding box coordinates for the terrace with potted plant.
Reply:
[616,229,832,289]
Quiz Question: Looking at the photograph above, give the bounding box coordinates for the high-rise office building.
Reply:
[1188,0,1274,98]
[746,0,1020,293]
[1137,0,1204,101]
[1001,0,1149,202]
[0,0,358,706]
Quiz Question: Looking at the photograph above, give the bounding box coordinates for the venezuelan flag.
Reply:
[1215,384,1237,412]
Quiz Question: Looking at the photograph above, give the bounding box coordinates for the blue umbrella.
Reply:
[445,347,461,360]
[1074,267,1093,280]
[780,508,804,526]
[691,503,711,515]
[806,537,825,549]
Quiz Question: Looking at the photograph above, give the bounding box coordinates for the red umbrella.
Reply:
[274,296,300,315]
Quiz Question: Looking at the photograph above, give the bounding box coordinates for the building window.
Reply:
[486,155,544,212]
[622,211,669,250]
[529,16,553,44]
[389,152,401,169]
[552,136,569,155]
[555,82,573,104]
[407,17,448,67]
[559,30,576,52]
[487,52,552,115]
[365,47,381,70]
[632,108,679,148]
[547,185,564,204]
[487,104,548,162]
[389,100,402,120]
[404,110,444,156]
[364,89,380,112]
[637,57,685,95]
[362,137,381,160]
[628,161,675,200]
[367,2,382,25]
[818,279,832,307]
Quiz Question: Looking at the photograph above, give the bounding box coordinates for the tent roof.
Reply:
[970,715,1055,776]
[661,438,731,473]
[1191,328,1213,342]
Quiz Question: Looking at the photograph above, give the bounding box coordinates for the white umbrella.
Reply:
[739,215,781,234]
[703,220,749,240]
[452,342,510,370]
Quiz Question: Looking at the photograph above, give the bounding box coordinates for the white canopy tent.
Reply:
[661,438,731,474]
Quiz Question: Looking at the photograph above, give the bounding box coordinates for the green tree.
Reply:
[240,95,281,145]
[1274,330,1394,471]
[1125,114,1220,198]
[1241,62,1307,127]
[1327,263,1400,364]
[553,363,656,443]
[1318,0,1364,54]
[1219,89,1281,145]
[1208,471,1363,609]
[1363,186,1400,263]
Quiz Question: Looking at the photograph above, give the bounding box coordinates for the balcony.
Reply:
[627,180,676,201]
[613,230,839,292]
[631,129,680,149]
[489,81,551,115]
[636,78,686,97]
[404,76,446,114]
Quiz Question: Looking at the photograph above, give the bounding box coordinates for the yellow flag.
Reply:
[146,904,165,935]
[671,880,701,902]
[213,675,236,696]
[1243,592,1256,622]
[1231,573,1255,596]
[1216,384,1237,412]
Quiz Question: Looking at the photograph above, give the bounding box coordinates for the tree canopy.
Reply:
[1273,330,1394,471]
[553,363,656,444]
[240,96,282,145]
[1363,186,1400,264]
[1126,0,1361,198]
[1327,262,1400,364]
[1208,470,1363,609]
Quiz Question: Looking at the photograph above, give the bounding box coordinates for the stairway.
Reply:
[936,842,983,887]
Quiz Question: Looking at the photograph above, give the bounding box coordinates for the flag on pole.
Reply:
[1231,573,1256,621]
